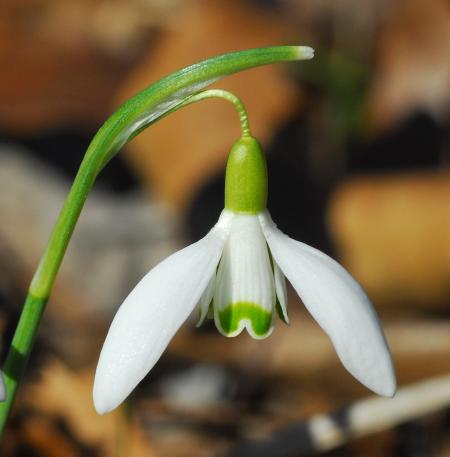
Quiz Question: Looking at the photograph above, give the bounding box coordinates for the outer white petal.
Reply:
[259,211,396,397]
[213,214,275,339]
[94,211,232,414]
[0,371,6,402]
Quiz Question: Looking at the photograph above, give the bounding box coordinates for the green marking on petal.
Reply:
[217,302,273,338]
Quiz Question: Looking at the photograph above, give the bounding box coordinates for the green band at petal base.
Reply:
[217,302,273,338]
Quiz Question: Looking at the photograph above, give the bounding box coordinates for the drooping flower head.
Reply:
[94,134,396,414]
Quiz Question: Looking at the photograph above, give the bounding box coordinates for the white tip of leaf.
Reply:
[93,214,231,414]
[298,46,315,60]
[259,211,396,397]
[0,371,6,402]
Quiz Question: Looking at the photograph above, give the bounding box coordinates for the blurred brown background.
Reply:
[0,0,449,456]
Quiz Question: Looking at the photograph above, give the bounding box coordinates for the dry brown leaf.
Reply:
[0,0,149,133]
[23,360,157,457]
[328,171,450,309]
[21,416,80,457]
[367,0,450,132]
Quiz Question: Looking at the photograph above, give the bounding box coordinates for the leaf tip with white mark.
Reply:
[297,46,315,60]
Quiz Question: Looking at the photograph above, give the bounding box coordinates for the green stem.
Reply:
[0,45,313,436]
[0,295,47,433]
[177,89,252,136]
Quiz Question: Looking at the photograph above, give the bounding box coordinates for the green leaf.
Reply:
[95,45,314,169]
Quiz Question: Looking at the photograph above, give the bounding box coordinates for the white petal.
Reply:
[259,211,396,397]
[274,261,289,324]
[0,371,5,402]
[213,214,275,339]
[94,212,232,414]
[196,275,215,327]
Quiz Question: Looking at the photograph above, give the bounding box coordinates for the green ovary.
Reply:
[217,302,272,337]
[224,136,268,214]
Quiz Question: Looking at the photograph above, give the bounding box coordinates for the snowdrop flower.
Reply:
[94,135,396,414]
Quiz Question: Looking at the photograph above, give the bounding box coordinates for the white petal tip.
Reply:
[93,389,118,415]
[298,46,315,60]
[373,378,397,398]
[356,364,397,398]
[343,351,397,399]
[94,404,109,415]
[93,374,125,415]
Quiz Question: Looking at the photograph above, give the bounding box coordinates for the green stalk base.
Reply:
[0,294,47,435]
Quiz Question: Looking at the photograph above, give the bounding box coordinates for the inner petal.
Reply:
[274,260,289,324]
[196,275,215,327]
[213,214,275,339]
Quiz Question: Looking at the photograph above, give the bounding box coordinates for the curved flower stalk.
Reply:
[0,45,314,436]
[94,135,396,414]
